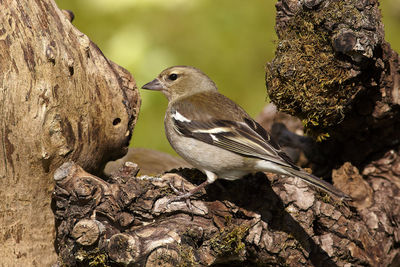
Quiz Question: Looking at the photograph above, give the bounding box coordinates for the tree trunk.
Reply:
[0,0,140,266]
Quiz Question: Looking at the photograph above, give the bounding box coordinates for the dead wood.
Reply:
[52,156,400,266]
[0,0,140,266]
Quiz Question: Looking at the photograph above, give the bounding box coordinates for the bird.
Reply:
[141,66,350,202]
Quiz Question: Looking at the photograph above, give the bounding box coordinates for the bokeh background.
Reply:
[56,0,400,155]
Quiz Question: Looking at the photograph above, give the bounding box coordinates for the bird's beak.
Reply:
[142,78,164,91]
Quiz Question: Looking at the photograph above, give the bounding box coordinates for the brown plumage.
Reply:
[142,66,350,201]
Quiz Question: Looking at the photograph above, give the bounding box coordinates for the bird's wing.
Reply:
[170,92,299,170]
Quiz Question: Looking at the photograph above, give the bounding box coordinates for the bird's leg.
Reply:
[168,180,210,204]
[167,179,187,195]
[167,179,194,209]
[167,170,217,204]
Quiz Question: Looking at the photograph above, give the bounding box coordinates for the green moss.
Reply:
[76,248,110,267]
[266,1,363,137]
[317,192,346,208]
[159,184,175,196]
[177,244,197,267]
[319,193,332,204]
[210,224,249,256]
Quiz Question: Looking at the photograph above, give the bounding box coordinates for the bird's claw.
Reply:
[166,180,194,210]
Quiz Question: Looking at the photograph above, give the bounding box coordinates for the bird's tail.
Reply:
[282,167,351,201]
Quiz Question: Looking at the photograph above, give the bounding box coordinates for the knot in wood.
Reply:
[73,179,95,199]
[145,247,179,267]
[332,30,357,54]
[71,219,100,246]
[54,161,75,182]
[107,233,139,265]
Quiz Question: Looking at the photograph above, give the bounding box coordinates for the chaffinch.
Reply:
[142,66,350,201]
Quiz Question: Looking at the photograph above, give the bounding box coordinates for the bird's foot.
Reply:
[167,180,194,209]
[167,180,210,211]
[161,173,210,210]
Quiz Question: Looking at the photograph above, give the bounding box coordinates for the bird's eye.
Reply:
[168,73,178,81]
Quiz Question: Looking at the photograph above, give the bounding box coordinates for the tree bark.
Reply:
[52,157,397,266]
[266,0,400,172]
[0,0,140,266]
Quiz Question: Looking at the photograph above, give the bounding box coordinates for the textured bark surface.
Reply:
[266,0,400,172]
[53,158,398,266]
[264,0,400,265]
[0,0,140,266]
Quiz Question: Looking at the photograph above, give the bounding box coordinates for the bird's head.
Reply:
[142,66,217,101]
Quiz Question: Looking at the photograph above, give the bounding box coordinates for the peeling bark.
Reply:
[0,1,140,266]
[53,159,399,266]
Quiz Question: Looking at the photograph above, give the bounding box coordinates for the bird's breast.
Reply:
[164,116,251,180]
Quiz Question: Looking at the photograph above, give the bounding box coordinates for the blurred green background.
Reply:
[56,0,400,155]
